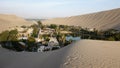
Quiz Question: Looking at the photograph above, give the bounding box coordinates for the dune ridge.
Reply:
[43,8,120,31]
[62,40,120,68]
[0,14,35,33]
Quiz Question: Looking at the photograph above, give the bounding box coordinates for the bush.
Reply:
[49,24,57,29]
[108,37,115,41]
[0,30,9,42]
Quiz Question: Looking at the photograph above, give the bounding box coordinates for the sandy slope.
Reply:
[62,40,120,68]
[0,42,74,68]
[0,40,120,68]
[0,14,35,33]
[0,47,13,53]
[43,8,120,31]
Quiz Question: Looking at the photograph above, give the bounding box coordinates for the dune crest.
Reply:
[43,8,120,31]
[62,40,120,68]
[0,14,35,33]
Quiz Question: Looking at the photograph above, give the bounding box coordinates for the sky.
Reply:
[0,0,120,19]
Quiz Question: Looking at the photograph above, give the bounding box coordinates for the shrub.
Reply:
[108,37,115,41]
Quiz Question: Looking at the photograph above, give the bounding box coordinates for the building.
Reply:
[17,27,33,40]
[60,31,72,34]
[35,38,44,42]
[18,37,28,40]
[48,37,59,46]
[39,28,55,35]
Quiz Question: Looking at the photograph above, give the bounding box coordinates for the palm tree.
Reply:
[37,21,43,28]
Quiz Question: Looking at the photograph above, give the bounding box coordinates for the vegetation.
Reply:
[8,29,18,41]
[27,37,36,51]
[49,24,57,29]
[78,28,120,41]
[0,29,18,42]
[1,22,120,52]
[21,25,27,28]
[31,25,39,37]
[0,30,9,42]
[37,21,43,28]
[0,29,18,51]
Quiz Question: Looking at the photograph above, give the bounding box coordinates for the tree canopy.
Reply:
[37,21,43,28]
[0,30,9,42]
[0,29,18,42]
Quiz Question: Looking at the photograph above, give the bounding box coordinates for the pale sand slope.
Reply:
[62,40,120,68]
[43,8,120,31]
[0,14,36,33]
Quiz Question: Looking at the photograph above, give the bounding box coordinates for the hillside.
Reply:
[62,40,120,68]
[0,40,120,68]
[0,14,35,33]
[42,8,120,31]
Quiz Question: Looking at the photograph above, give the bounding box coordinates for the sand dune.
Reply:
[1,40,120,68]
[62,40,120,68]
[43,8,120,31]
[0,14,35,33]
[0,42,73,68]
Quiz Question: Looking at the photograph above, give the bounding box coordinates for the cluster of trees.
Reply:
[51,24,120,41]
[32,25,39,37]
[0,29,18,42]
[78,28,120,41]
[103,29,120,41]
[30,21,43,38]
[0,29,18,50]
[1,20,120,52]
[49,24,57,29]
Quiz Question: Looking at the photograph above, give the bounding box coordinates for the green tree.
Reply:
[49,24,57,29]
[32,27,39,37]
[21,25,27,28]
[0,29,18,42]
[8,29,18,41]
[37,21,43,28]
[108,37,115,41]
[61,34,66,45]
[27,37,36,51]
[0,30,9,42]
[28,37,35,42]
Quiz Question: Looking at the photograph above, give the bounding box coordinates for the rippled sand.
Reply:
[62,40,120,68]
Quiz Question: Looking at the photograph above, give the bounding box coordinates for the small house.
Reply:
[48,37,59,50]
[48,37,59,46]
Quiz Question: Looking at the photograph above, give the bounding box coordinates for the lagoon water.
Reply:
[66,36,81,41]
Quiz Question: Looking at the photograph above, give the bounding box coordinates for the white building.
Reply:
[18,37,28,40]
[17,27,33,40]
[35,38,44,42]
[39,28,55,35]
[26,28,33,35]
[48,37,59,47]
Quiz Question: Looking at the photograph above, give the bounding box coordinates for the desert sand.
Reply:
[0,42,73,68]
[43,8,120,31]
[1,40,120,68]
[62,40,120,68]
[0,14,36,33]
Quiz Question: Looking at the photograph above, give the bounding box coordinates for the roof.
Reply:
[18,42,26,46]
[49,37,58,44]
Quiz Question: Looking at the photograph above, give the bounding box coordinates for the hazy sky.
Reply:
[0,0,120,18]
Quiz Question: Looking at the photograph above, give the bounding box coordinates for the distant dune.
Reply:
[0,14,35,33]
[43,8,120,31]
